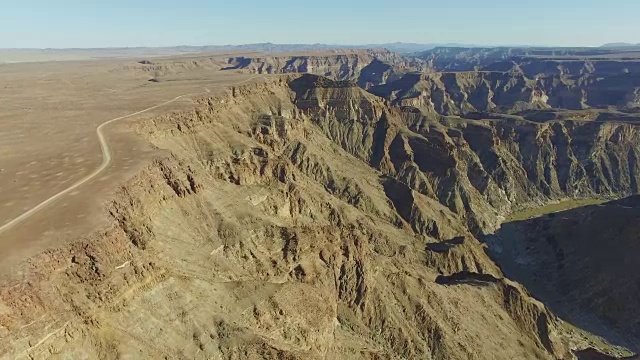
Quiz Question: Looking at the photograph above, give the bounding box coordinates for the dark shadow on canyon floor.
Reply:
[483,196,640,353]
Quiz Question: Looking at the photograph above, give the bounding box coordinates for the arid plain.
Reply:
[0,54,258,267]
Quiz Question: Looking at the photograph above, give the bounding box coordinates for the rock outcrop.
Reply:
[369,68,640,113]
[369,71,549,114]
[417,47,640,72]
[414,47,640,111]
[224,49,429,87]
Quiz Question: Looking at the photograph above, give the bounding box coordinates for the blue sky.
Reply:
[1,0,638,48]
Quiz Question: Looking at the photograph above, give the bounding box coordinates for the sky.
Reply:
[0,0,638,48]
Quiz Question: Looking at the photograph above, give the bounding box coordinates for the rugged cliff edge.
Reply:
[369,68,640,114]
[1,73,639,359]
[223,49,429,88]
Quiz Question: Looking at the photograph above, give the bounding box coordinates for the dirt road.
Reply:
[0,76,259,236]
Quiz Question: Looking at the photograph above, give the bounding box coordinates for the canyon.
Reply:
[1,47,640,359]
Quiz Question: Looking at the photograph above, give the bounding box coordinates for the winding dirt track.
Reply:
[0,76,259,236]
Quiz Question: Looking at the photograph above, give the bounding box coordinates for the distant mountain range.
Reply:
[5,42,640,53]
[1,42,482,55]
[222,42,640,53]
[600,42,640,49]
[4,42,640,64]
[162,42,482,54]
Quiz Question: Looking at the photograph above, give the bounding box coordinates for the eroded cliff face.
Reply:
[418,47,640,73]
[293,75,640,235]
[413,47,640,112]
[117,49,429,87]
[1,74,639,359]
[369,69,640,114]
[369,71,549,114]
[224,50,429,88]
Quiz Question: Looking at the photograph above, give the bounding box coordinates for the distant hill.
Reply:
[415,46,640,72]
[10,43,640,65]
[359,42,481,54]
[0,42,481,61]
[181,42,478,54]
[600,42,640,48]
[1,43,450,63]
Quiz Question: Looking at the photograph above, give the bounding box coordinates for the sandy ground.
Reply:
[0,56,260,267]
[0,48,217,64]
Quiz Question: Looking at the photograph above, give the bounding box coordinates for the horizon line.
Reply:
[0,42,632,51]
